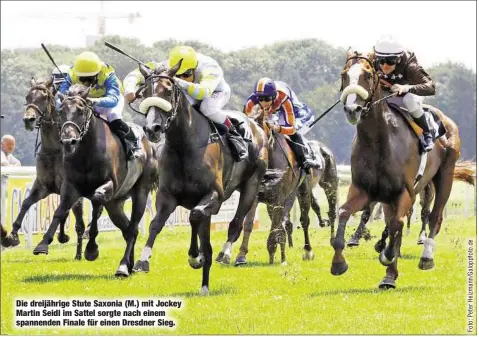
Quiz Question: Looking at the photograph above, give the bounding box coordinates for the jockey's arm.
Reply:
[95,74,121,108]
[174,66,222,100]
[243,96,257,116]
[58,74,73,94]
[405,59,436,96]
[278,99,296,135]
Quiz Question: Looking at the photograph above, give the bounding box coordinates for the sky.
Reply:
[0,1,477,70]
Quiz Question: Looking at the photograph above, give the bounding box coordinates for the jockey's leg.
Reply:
[100,96,142,160]
[200,90,248,161]
[288,132,323,170]
[403,93,434,152]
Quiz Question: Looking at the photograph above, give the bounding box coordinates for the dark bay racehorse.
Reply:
[331,50,475,288]
[131,62,269,295]
[3,78,86,259]
[32,84,159,276]
[231,127,339,265]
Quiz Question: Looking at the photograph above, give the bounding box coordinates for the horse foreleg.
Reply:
[8,181,49,247]
[379,190,412,289]
[284,195,296,248]
[84,202,103,262]
[33,183,80,255]
[71,199,85,260]
[197,215,213,296]
[267,205,285,265]
[297,187,314,261]
[133,191,177,273]
[218,174,262,265]
[234,199,258,266]
[331,184,369,276]
[348,201,376,247]
[417,183,434,245]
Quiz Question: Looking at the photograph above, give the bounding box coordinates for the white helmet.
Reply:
[52,64,71,76]
[373,36,404,57]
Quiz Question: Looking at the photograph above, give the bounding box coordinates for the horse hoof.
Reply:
[75,254,82,261]
[132,260,149,273]
[319,220,329,228]
[331,261,348,275]
[6,233,20,247]
[418,257,435,270]
[115,264,130,278]
[379,277,396,289]
[57,234,70,244]
[33,243,49,255]
[189,254,205,269]
[363,230,372,241]
[302,250,315,261]
[215,252,225,263]
[199,286,209,296]
[234,256,247,266]
[84,248,99,261]
[374,240,386,254]
[219,254,231,265]
[347,237,360,247]
[379,251,395,266]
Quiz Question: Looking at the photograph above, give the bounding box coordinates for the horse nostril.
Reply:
[354,105,363,113]
[153,124,162,133]
[70,139,77,145]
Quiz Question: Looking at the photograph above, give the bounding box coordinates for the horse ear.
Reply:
[80,86,91,99]
[30,77,36,87]
[45,77,53,88]
[57,92,65,103]
[346,47,354,60]
[168,59,183,78]
[139,63,152,78]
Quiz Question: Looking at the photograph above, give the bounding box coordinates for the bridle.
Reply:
[25,84,58,127]
[59,96,94,143]
[129,72,182,133]
[341,55,385,117]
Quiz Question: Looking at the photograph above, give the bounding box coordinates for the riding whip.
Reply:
[40,43,71,85]
[104,41,153,69]
[298,99,340,136]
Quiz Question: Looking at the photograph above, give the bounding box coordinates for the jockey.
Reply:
[58,51,142,160]
[51,64,71,93]
[372,36,435,151]
[244,78,322,170]
[123,46,248,161]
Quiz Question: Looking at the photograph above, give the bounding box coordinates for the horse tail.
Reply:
[453,160,476,186]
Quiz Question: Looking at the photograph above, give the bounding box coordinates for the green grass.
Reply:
[1,209,476,335]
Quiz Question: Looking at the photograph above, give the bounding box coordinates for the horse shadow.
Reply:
[22,273,114,283]
[310,285,428,297]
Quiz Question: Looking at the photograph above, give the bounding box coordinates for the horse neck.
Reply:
[65,114,99,162]
[39,121,61,152]
[356,90,390,144]
[165,98,210,153]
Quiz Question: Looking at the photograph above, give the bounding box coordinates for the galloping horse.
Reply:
[331,50,475,288]
[32,84,159,276]
[3,78,86,259]
[131,62,270,295]
[229,110,339,265]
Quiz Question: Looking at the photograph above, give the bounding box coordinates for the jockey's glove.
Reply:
[391,84,410,95]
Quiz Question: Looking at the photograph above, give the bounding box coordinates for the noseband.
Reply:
[342,56,381,116]
[130,73,182,133]
[59,96,94,143]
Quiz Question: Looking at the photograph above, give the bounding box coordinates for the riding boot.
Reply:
[288,133,323,170]
[413,114,434,152]
[110,119,142,160]
[224,117,248,161]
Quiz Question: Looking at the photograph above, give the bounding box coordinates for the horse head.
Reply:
[23,77,55,131]
[57,84,92,155]
[138,60,184,143]
[340,49,379,125]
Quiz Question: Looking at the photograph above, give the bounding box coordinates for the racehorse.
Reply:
[3,78,86,259]
[331,50,475,288]
[230,112,339,265]
[131,62,271,295]
[32,84,159,276]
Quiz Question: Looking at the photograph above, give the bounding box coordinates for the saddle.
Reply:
[387,103,447,154]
